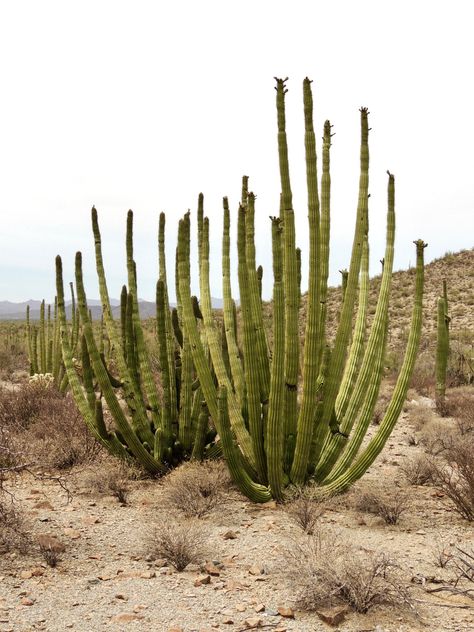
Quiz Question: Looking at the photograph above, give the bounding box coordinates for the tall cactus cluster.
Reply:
[55,209,214,474]
[55,77,426,500]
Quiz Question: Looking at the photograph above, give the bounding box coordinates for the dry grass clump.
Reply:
[419,419,454,456]
[400,455,434,486]
[355,489,409,525]
[404,400,435,431]
[429,434,474,521]
[283,486,326,535]
[284,530,413,613]
[150,517,206,571]
[163,460,231,518]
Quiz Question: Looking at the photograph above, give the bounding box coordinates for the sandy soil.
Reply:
[1,400,474,632]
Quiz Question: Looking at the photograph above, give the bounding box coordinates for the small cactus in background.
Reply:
[435,280,450,409]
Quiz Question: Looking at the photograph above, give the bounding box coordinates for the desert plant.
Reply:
[284,486,326,534]
[284,530,413,613]
[355,489,409,525]
[150,518,206,571]
[176,78,426,501]
[163,460,231,518]
[0,501,30,554]
[55,77,426,501]
[429,435,474,521]
[55,209,215,475]
[435,280,450,410]
[401,455,434,486]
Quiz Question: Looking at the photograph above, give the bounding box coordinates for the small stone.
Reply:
[110,613,144,623]
[223,530,237,540]
[222,618,234,624]
[194,574,211,586]
[204,562,220,576]
[168,628,184,632]
[63,528,81,539]
[248,565,264,576]
[115,594,128,601]
[416,530,426,535]
[33,501,54,510]
[277,606,295,618]
[21,598,35,606]
[235,603,246,612]
[20,571,33,580]
[140,571,156,579]
[254,603,265,612]
[316,605,349,626]
[243,617,263,629]
[81,516,100,526]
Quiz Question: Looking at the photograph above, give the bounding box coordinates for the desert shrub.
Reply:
[440,388,474,435]
[419,419,455,456]
[150,518,206,571]
[405,401,435,431]
[283,486,326,535]
[85,461,136,504]
[401,455,434,486]
[39,542,61,567]
[432,537,454,569]
[355,489,409,525]
[26,392,102,469]
[429,435,474,521]
[284,530,412,613]
[0,500,30,554]
[409,351,436,396]
[0,383,56,430]
[163,460,231,518]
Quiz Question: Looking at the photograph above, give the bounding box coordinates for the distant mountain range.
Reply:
[0,297,224,321]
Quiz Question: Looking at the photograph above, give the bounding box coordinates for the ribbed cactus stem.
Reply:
[324,239,427,494]
[435,290,450,405]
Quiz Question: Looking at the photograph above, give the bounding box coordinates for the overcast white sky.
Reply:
[0,0,472,303]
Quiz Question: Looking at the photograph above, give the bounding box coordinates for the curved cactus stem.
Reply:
[275,77,300,471]
[435,285,450,405]
[218,386,272,503]
[222,197,245,407]
[311,107,370,464]
[316,171,395,480]
[266,217,286,499]
[323,239,427,494]
[290,77,323,484]
[74,251,165,474]
[91,207,153,443]
[156,279,174,451]
[55,256,128,459]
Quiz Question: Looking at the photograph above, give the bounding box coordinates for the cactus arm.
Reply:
[156,279,174,450]
[311,107,370,462]
[158,212,178,424]
[275,77,300,467]
[435,288,449,405]
[218,386,272,503]
[222,197,245,406]
[317,120,332,367]
[39,300,46,373]
[323,239,427,494]
[74,251,165,473]
[126,211,162,432]
[55,256,128,459]
[237,204,267,481]
[290,77,323,484]
[265,217,286,498]
[316,172,395,480]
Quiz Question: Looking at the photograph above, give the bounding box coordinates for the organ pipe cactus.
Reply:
[55,209,213,474]
[435,280,450,407]
[177,78,426,501]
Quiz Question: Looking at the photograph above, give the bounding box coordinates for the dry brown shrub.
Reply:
[284,487,326,535]
[0,500,30,554]
[283,530,413,613]
[150,517,206,571]
[355,489,409,525]
[405,401,435,431]
[400,455,434,486]
[429,435,474,521]
[419,419,455,456]
[85,461,137,504]
[442,388,474,435]
[163,460,231,518]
